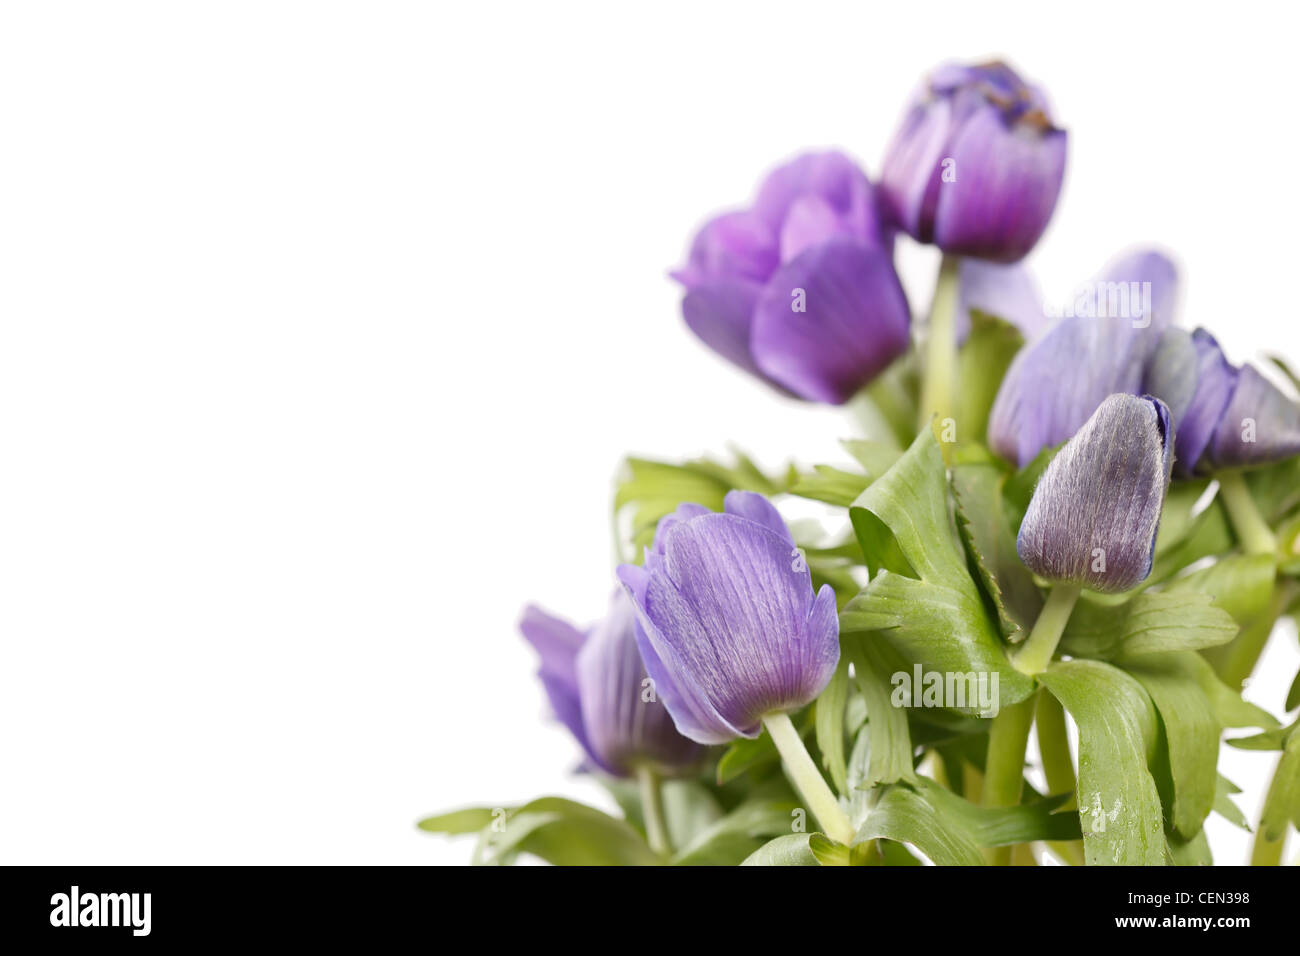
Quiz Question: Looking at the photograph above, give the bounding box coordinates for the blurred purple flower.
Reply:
[672,152,910,404]
[955,258,1049,342]
[988,249,1179,466]
[880,60,1067,263]
[617,491,839,745]
[1017,394,1173,592]
[519,592,701,777]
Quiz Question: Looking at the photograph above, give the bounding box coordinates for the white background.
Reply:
[2,2,1296,865]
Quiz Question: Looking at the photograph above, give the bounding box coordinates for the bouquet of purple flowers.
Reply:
[421,61,1300,866]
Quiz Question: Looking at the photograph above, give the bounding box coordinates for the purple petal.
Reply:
[750,239,911,404]
[575,591,701,776]
[780,195,853,263]
[723,489,796,546]
[931,107,1067,263]
[753,151,879,241]
[519,605,590,754]
[956,258,1046,342]
[650,502,714,554]
[634,514,840,740]
[879,97,954,239]
[1207,365,1300,469]
[678,278,766,380]
[671,210,777,288]
[1017,394,1172,592]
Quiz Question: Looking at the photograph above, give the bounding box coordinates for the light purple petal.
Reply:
[1017,395,1172,592]
[1207,364,1300,470]
[637,513,840,739]
[956,258,1047,342]
[671,210,777,288]
[753,151,874,235]
[879,97,953,238]
[931,108,1067,263]
[518,605,590,755]
[678,278,766,380]
[575,591,701,776]
[779,195,853,263]
[723,490,796,546]
[750,239,911,404]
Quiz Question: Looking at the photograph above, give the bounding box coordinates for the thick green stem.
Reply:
[1036,692,1085,866]
[636,765,671,857]
[762,712,855,846]
[1012,585,1081,676]
[1217,471,1277,556]
[918,254,961,434]
[983,693,1037,865]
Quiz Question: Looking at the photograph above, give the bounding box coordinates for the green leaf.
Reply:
[844,429,1035,709]
[853,784,986,865]
[471,797,660,866]
[672,796,800,866]
[956,310,1025,445]
[1247,456,1300,523]
[840,439,903,478]
[416,806,499,835]
[1147,500,1234,585]
[715,709,813,785]
[741,833,822,866]
[1287,667,1300,713]
[1123,653,1221,838]
[788,465,871,507]
[1212,774,1251,831]
[843,637,915,790]
[1260,731,1300,841]
[1163,553,1277,629]
[1168,828,1213,866]
[815,657,850,795]
[662,780,725,850]
[908,778,1081,845]
[1039,660,1168,866]
[950,460,1043,642]
[1058,590,1237,661]
[858,355,920,450]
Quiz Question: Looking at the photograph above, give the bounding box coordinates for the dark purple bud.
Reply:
[1017,394,1173,592]
[880,61,1067,262]
[520,592,701,777]
[672,152,910,404]
[617,492,839,744]
[988,250,1179,465]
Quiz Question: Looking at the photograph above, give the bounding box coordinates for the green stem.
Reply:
[762,712,855,846]
[636,765,671,857]
[1036,692,1086,866]
[983,692,1037,865]
[1012,585,1082,676]
[917,254,961,434]
[1251,754,1288,866]
[1217,471,1277,556]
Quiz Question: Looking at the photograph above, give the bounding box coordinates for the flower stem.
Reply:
[1217,471,1277,556]
[1251,753,1289,866]
[1036,691,1085,866]
[762,712,855,846]
[982,692,1037,865]
[918,254,961,434]
[636,765,671,857]
[1012,584,1082,676]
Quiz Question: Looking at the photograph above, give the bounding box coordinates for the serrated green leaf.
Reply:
[950,460,1043,642]
[844,430,1035,709]
[843,637,915,790]
[1059,590,1237,661]
[416,806,499,835]
[1039,660,1168,866]
[909,778,1081,845]
[853,784,985,865]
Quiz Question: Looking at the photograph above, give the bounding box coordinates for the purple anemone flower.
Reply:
[880,60,1067,263]
[519,591,701,777]
[987,249,1179,466]
[616,491,839,745]
[672,151,911,404]
[1017,394,1173,592]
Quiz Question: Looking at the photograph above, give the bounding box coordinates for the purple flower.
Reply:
[1143,328,1238,475]
[880,61,1067,263]
[519,591,701,777]
[672,152,911,404]
[988,250,1179,466]
[1017,394,1173,592]
[1204,364,1300,471]
[616,492,839,745]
